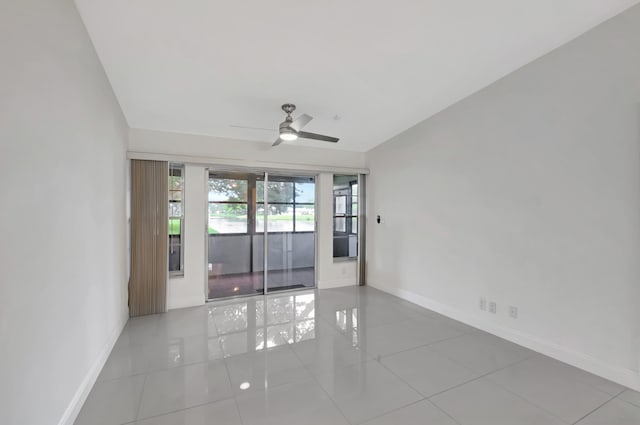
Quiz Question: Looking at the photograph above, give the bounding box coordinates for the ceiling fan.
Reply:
[272,104,339,147]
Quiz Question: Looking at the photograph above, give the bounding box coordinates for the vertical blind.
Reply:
[129,159,168,316]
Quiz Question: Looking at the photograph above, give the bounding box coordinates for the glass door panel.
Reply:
[264,175,316,292]
[208,172,264,299]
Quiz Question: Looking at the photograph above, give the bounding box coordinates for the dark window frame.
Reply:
[333,175,358,258]
[208,173,315,236]
[169,163,185,274]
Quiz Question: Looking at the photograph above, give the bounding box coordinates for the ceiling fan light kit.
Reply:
[279,129,298,141]
[278,119,298,141]
[272,104,339,147]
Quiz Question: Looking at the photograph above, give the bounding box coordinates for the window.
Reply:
[333,175,358,258]
[207,175,315,235]
[208,177,248,234]
[169,164,184,273]
[350,182,358,235]
[255,177,315,233]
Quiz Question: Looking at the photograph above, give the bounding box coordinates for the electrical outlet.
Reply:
[479,298,487,311]
[489,301,497,314]
[509,306,518,319]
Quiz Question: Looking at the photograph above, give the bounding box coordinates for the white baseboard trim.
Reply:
[168,295,205,310]
[318,278,357,289]
[369,281,640,392]
[57,312,128,425]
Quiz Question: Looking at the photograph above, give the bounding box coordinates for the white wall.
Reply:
[367,5,640,390]
[317,173,358,288]
[129,128,367,172]
[0,1,129,424]
[167,165,208,309]
[135,132,366,308]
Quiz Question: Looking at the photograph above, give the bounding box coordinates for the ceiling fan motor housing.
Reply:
[280,120,295,131]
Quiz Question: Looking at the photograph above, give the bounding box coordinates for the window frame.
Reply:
[333,175,359,259]
[168,163,185,275]
[256,178,315,234]
[350,181,358,235]
[208,173,315,236]
[208,174,251,235]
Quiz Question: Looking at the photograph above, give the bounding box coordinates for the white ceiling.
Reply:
[75,0,639,152]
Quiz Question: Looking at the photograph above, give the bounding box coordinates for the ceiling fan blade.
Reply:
[272,138,284,147]
[289,114,312,132]
[297,131,339,143]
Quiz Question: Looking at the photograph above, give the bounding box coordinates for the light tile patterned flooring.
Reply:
[75,286,640,425]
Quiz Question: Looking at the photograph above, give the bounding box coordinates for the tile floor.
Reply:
[75,286,640,425]
[208,267,315,299]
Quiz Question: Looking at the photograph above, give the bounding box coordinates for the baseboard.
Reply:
[168,295,205,310]
[57,312,128,425]
[318,278,357,289]
[369,281,640,392]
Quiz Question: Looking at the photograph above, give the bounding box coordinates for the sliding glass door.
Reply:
[259,175,316,292]
[207,172,264,299]
[207,171,316,300]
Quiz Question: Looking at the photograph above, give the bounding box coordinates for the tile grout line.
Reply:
[289,350,430,425]
[465,357,625,424]
[98,357,212,384]
[352,359,443,424]
[429,336,539,378]
[481,366,626,423]
[316,312,477,362]
[133,374,148,422]
[425,356,532,400]
[134,395,240,423]
[220,350,247,425]
[232,397,246,425]
[131,341,473,424]
[288,335,355,425]
[358,399,432,425]
[614,392,640,409]
[130,332,238,423]
[424,399,465,425]
[373,355,427,400]
[281,295,516,423]
[570,393,619,425]
[421,354,581,425]
[371,331,475,361]
[131,338,328,424]
[338,291,473,425]
[478,375,572,424]
[366,347,470,425]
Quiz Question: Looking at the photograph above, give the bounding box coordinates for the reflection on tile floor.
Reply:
[75,287,640,425]
[208,267,315,299]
